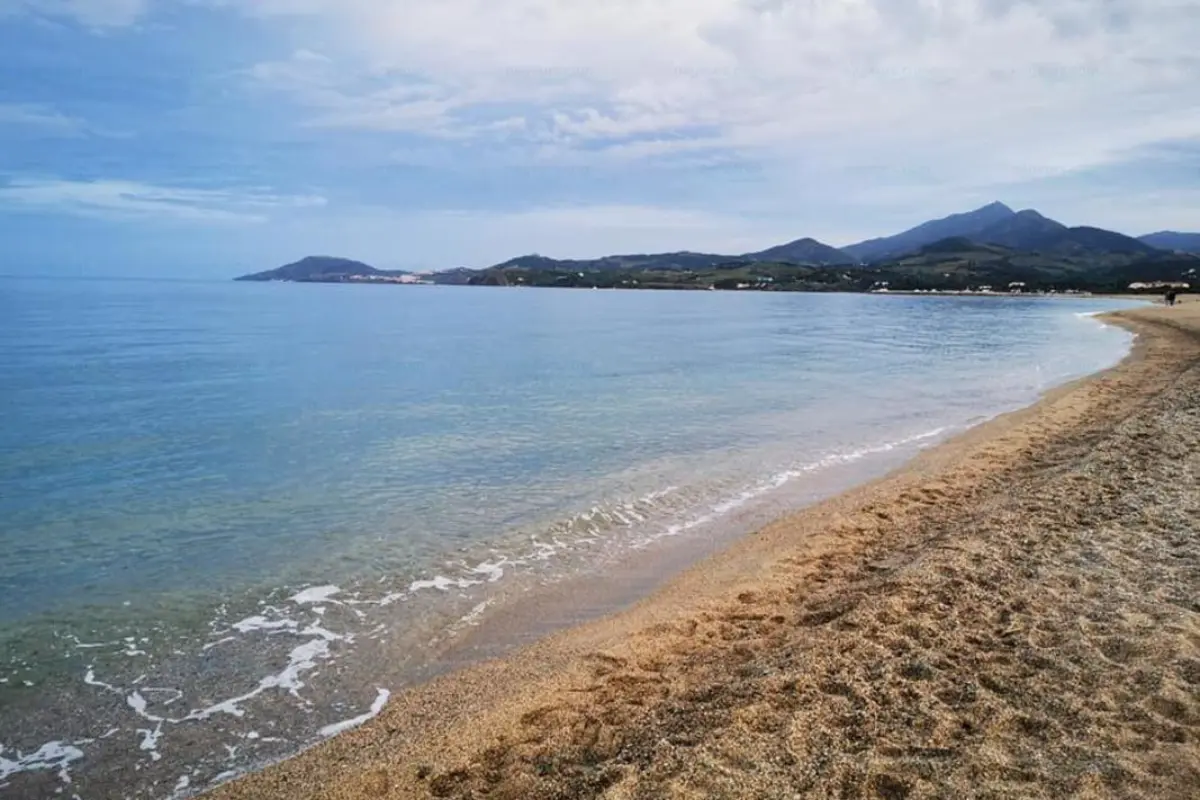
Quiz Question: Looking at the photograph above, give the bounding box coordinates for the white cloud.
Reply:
[234,0,1200,191]
[0,177,327,222]
[515,138,742,173]
[0,0,148,27]
[245,49,464,135]
[7,0,1197,261]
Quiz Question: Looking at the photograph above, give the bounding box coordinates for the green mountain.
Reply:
[865,236,1195,292]
[485,237,851,274]
[490,251,735,273]
[235,256,406,282]
[744,237,852,265]
[439,236,1198,293]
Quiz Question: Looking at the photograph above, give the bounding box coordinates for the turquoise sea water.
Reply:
[0,278,1139,797]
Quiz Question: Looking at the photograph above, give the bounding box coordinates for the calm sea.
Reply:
[0,278,1139,797]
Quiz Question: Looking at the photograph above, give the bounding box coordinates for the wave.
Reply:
[647,426,949,544]
[384,425,953,596]
[47,424,955,799]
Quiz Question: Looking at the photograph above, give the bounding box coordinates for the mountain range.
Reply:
[484,236,852,276]
[842,202,1170,262]
[236,203,1200,284]
[1140,231,1200,253]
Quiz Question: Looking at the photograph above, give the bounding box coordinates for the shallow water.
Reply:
[0,279,1139,797]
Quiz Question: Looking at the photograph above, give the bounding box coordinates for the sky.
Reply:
[0,0,1198,277]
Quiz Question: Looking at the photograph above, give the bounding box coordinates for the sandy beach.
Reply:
[211,298,1200,800]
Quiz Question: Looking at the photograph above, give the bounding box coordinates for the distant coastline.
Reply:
[238,252,1194,296]
[236,202,1200,296]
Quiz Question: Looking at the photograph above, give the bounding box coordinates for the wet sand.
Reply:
[212,298,1200,800]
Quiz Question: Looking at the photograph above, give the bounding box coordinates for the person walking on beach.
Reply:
[1165,288,1177,307]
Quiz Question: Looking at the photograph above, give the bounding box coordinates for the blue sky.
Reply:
[1,0,1198,277]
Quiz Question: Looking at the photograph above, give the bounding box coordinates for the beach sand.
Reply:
[212,298,1200,800]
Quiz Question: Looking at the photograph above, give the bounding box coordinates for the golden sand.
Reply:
[212,298,1200,800]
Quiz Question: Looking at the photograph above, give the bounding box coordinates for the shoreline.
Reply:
[0,294,1138,799]
[211,298,1200,798]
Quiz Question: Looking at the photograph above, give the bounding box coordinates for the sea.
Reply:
[0,277,1141,798]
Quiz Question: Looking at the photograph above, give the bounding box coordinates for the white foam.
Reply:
[230,616,298,634]
[0,741,85,785]
[470,560,507,583]
[317,688,390,738]
[66,635,112,650]
[290,585,342,605]
[181,623,343,720]
[409,575,480,593]
[127,691,155,719]
[71,618,348,785]
[126,689,173,765]
[459,599,493,627]
[201,635,238,652]
[647,426,950,546]
[83,667,122,696]
[530,540,564,561]
[135,723,163,761]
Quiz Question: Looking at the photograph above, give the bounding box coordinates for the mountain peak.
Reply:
[842,201,1016,262]
[743,237,852,265]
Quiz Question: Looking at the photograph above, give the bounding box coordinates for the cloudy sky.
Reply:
[1,0,1198,276]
